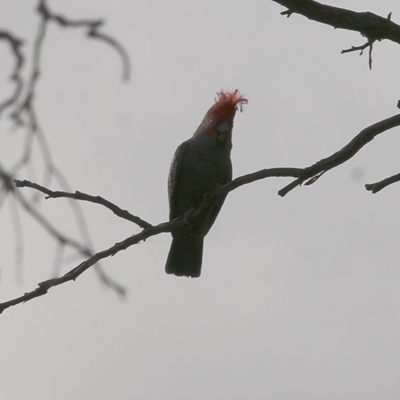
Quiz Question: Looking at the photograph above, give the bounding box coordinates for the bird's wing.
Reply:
[168,139,190,220]
[203,157,232,236]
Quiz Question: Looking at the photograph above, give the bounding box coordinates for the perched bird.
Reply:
[165,89,247,278]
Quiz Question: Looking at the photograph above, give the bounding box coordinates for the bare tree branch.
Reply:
[8,193,24,283]
[341,40,374,69]
[14,179,152,229]
[341,40,373,55]
[10,5,47,126]
[184,114,400,199]
[0,216,184,314]
[0,1,133,297]
[38,0,130,81]
[277,114,400,196]
[273,0,400,67]
[365,173,400,194]
[0,30,24,116]
[0,168,300,313]
[0,168,91,256]
[2,1,400,314]
[2,109,400,312]
[274,0,400,42]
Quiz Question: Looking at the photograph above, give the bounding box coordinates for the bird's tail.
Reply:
[165,234,204,278]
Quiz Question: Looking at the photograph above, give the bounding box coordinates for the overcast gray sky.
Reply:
[1,1,400,399]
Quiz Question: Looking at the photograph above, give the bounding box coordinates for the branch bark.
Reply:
[273,0,400,45]
[273,0,400,68]
[2,1,400,314]
[0,0,132,298]
[0,30,24,116]
[0,218,180,314]
[14,180,152,229]
[3,111,400,313]
[278,113,400,196]
[38,0,130,81]
[365,173,400,193]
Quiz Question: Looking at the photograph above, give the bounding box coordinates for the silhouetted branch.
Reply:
[0,217,184,314]
[11,5,47,126]
[12,184,91,256]
[5,165,280,312]
[15,179,152,229]
[341,40,374,69]
[0,1,132,297]
[0,169,300,312]
[38,0,130,81]
[188,113,400,199]
[278,114,400,196]
[9,192,24,283]
[0,30,24,116]
[3,1,400,314]
[0,162,350,311]
[273,0,400,67]
[365,173,400,193]
[341,41,373,54]
[199,113,400,199]
[3,107,400,313]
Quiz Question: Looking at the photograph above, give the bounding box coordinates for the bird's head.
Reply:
[195,89,247,146]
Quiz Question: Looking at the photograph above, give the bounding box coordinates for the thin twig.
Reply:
[8,193,24,283]
[341,41,373,54]
[0,30,24,116]
[0,167,91,257]
[38,0,130,81]
[14,180,152,229]
[341,40,374,69]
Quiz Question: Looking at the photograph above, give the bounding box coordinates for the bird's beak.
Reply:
[217,122,230,133]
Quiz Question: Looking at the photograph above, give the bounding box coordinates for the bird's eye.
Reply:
[209,118,214,124]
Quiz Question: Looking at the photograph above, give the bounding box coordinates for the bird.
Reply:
[165,89,247,278]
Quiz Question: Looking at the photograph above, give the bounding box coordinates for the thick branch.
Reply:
[278,113,400,196]
[273,0,400,45]
[4,111,400,312]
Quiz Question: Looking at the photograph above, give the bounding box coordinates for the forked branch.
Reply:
[273,0,400,67]
[277,114,400,196]
[0,218,180,315]
[14,180,151,229]
[2,111,400,313]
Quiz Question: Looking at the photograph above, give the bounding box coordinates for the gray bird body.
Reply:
[165,90,246,278]
[165,128,232,277]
